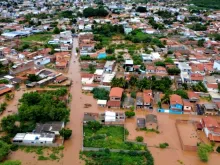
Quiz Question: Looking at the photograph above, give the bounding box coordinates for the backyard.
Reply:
[80,149,153,165]
[83,124,146,150]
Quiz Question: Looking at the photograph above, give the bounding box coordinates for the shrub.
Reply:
[197,143,213,162]
[87,121,102,131]
[159,143,169,149]
[59,128,72,140]
[136,136,144,142]
[216,146,220,153]
[125,111,135,118]
[131,91,136,98]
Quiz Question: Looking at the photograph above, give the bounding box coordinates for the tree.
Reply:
[83,7,108,17]
[59,128,72,140]
[87,121,102,131]
[91,88,109,100]
[131,91,136,98]
[53,27,60,34]
[136,136,144,142]
[0,160,21,165]
[0,140,10,161]
[106,47,114,54]
[125,111,135,118]
[111,77,126,88]
[197,143,213,162]
[28,74,41,82]
[175,90,188,99]
[198,39,205,47]
[71,28,75,33]
[167,68,181,75]
[216,146,220,153]
[164,57,174,64]
[154,61,165,67]
[136,6,147,13]
[1,115,18,134]
[192,82,207,92]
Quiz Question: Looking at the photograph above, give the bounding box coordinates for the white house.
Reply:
[13,133,55,145]
[213,61,220,71]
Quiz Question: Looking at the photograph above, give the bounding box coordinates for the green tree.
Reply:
[136,136,144,142]
[0,140,10,161]
[154,61,165,67]
[125,111,135,118]
[87,121,102,132]
[167,68,181,75]
[59,128,72,140]
[198,39,205,47]
[136,6,147,13]
[164,57,174,64]
[131,91,136,99]
[28,74,41,82]
[1,115,18,134]
[197,143,213,162]
[53,27,60,34]
[175,90,188,99]
[111,77,126,88]
[91,88,109,100]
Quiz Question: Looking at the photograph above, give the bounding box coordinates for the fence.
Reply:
[13,142,62,147]
[82,147,147,153]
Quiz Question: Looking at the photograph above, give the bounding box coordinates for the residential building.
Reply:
[187,91,199,102]
[104,61,115,73]
[201,116,220,142]
[107,87,124,108]
[146,114,158,130]
[94,69,104,82]
[202,103,219,115]
[122,96,135,109]
[35,122,64,136]
[136,92,144,109]
[170,94,183,112]
[124,59,134,72]
[10,60,34,75]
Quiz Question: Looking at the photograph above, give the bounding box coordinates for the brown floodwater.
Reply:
[4,38,220,165]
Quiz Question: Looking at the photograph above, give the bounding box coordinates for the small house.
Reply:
[170,94,183,112]
[107,87,124,108]
[137,118,146,129]
[97,100,107,108]
[104,61,115,73]
[187,91,199,102]
[202,103,218,115]
[122,97,135,109]
[146,114,158,130]
[136,92,144,109]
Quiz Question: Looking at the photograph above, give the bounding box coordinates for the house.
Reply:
[13,133,55,146]
[122,97,135,109]
[107,87,124,108]
[202,103,219,115]
[102,72,115,85]
[104,61,115,73]
[94,69,104,82]
[35,122,64,136]
[97,100,107,108]
[190,73,204,84]
[100,111,125,124]
[187,91,199,102]
[178,62,191,73]
[143,93,153,109]
[124,59,134,72]
[137,118,146,129]
[81,73,94,85]
[146,114,158,130]
[213,60,220,71]
[0,84,12,96]
[201,116,220,142]
[146,65,155,73]
[83,113,99,124]
[183,100,193,114]
[136,92,144,109]
[10,60,34,75]
[156,66,167,74]
[170,94,183,112]
[207,83,218,93]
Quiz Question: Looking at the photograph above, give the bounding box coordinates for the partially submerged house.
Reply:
[146,114,158,130]
[107,87,124,108]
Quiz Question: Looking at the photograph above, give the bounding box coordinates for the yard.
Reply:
[83,125,146,150]
[21,32,53,44]
[81,149,153,165]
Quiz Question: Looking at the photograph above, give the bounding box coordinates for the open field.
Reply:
[21,33,53,43]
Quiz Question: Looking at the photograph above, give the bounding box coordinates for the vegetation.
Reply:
[21,32,52,43]
[125,30,164,47]
[0,140,10,161]
[125,111,135,118]
[175,90,188,99]
[148,17,165,30]
[87,121,102,132]
[136,6,147,12]
[83,7,108,17]
[197,143,213,162]
[0,79,9,84]
[167,68,181,75]
[154,61,165,67]
[111,77,126,88]
[0,160,21,165]
[189,23,207,31]
[28,74,41,82]
[159,143,169,149]
[189,0,220,9]
[91,88,109,100]
[131,91,136,99]
[1,89,69,136]
[136,136,144,142]
[93,24,124,37]
[59,128,72,140]
[83,125,145,150]
[0,62,9,75]
[0,102,7,114]
[80,149,154,165]
[216,146,220,153]
[192,82,207,92]
[156,10,172,19]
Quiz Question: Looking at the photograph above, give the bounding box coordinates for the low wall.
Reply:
[175,120,199,151]
[13,142,62,147]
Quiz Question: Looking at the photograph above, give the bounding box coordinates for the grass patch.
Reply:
[49,153,59,160]
[140,128,160,134]
[21,33,53,43]
[83,125,146,150]
[80,149,154,165]
[38,155,49,160]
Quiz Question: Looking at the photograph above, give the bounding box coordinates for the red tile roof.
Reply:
[107,101,121,107]
[191,73,204,81]
[202,116,219,128]
[187,91,199,99]
[207,83,218,89]
[170,94,183,105]
[143,94,153,103]
[109,87,124,98]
